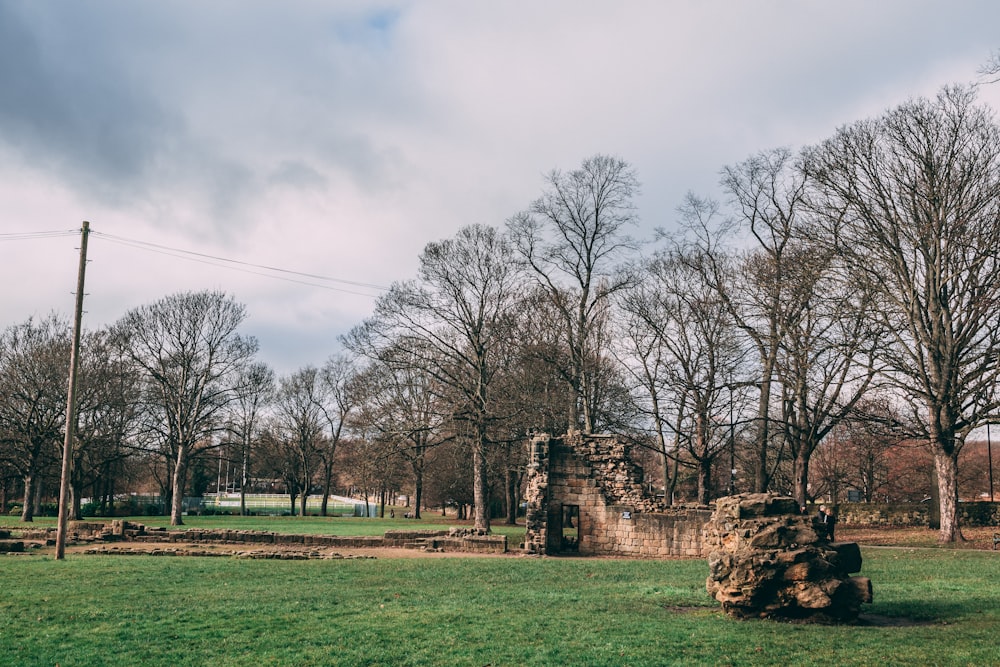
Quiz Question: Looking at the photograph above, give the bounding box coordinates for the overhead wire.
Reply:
[1,227,391,298]
[90,231,389,291]
[88,230,390,298]
[0,229,79,241]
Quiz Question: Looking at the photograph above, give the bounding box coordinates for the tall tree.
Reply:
[0,314,69,521]
[316,355,358,516]
[620,251,744,504]
[228,361,274,515]
[345,224,522,532]
[272,366,327,516]
[772,243,881,507]
[71,329,141,519]
[352,344,450,519]
[804,85,1000,541]
[508,154,639,432]
[114,291,258,526]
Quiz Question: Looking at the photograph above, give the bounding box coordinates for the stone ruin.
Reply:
[705,493,872,622]
[523,432,710,558]
[0,520,508,558]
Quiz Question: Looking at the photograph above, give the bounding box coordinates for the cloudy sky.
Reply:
[2,1,999,375]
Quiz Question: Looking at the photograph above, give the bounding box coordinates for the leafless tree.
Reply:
[228,362,274,515]
[114,291,258,525]
[620,251,745,504]
[316,354,358,516]
[804,85,1000,541]
[508,154,640,433]
[977,49,1000,84]
[351,343,451,519]
[0,314,69,521]
[70,329,142,519]
[272,366,328,516]
[344,224,522,532]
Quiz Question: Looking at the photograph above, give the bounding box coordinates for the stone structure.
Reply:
[523,432,709,558]
[704,494,872,622]
[0,522,507,555]
[836,501,1000,528]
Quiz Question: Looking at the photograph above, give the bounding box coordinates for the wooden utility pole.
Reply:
[55,221,90,560]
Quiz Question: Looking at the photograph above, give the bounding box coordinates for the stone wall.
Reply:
[524,432,710,558]
[836,501,1000,527]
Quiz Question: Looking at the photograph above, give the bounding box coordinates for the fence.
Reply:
[201,493,377,517]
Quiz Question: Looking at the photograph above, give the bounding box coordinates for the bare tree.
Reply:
[316,354,358,516]
[804,85,1000,541]
[345,224,522,533]
[351,344,451,519]
[621,251,744,504]
[977,49,1000,84]
[114,291,258,526]
[229,362,274,515]
[71,329,141,519]
[508,154,639,432]
[773,243,881,507]
[0,315,69,521]
[272,366,327,516]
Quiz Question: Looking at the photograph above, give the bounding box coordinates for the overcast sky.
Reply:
[2,1,999,375]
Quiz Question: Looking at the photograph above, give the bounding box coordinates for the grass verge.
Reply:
[1,548,999,666]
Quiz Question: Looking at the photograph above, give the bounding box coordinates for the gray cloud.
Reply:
[2,0,1000,373]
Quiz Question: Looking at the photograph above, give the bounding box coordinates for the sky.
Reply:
[2,1,999,376]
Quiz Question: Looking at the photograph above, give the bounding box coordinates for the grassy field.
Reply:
[2,545,999,666]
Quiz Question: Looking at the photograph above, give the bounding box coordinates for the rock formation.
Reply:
[705,493,872,622]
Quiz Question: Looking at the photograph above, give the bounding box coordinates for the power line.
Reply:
[0,230,78,241]
[88,230,391,297]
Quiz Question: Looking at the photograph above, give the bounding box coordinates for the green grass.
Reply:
[2,548,999,666]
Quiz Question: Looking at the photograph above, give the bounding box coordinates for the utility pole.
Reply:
[55,221,90,560]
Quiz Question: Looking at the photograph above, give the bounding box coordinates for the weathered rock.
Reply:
[705,493,872,622]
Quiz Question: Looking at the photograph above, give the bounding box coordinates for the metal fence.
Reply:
[201,493,377,517]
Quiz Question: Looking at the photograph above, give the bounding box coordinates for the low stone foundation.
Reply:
[705,494,872,622]
[0,522,508,556]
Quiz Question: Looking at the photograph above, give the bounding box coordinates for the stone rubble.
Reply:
[704,493,872,622]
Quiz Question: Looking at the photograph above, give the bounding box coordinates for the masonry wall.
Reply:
[837,501,1000,527]
[524,433,710,558]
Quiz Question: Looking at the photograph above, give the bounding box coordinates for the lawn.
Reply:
[2,547,999,666]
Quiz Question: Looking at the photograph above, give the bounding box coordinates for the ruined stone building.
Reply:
[523,432,709,558]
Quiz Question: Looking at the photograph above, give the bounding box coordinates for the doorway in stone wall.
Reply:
[561,504,580,552]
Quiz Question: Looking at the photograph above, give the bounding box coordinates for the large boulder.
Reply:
[705,493,872,622]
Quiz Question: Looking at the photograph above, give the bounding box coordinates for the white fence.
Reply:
[201,493,378,517]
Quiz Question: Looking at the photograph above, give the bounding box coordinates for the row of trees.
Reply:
[2,85,998,541]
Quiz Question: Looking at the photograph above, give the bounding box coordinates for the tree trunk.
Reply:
[412,458,424,520]
[753,356,775,493]
[289,491,297,515]
[473,434,490,533]
[792,450,809,508]
[20,474,34,522]
[71,481,83,520]
[320,462,333,517]
[300,490,309,517]
[170,448,188,526]
[933,450,963,542]
[505,467,520,525]
[32,478,42,517]
[697,458,712,505]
